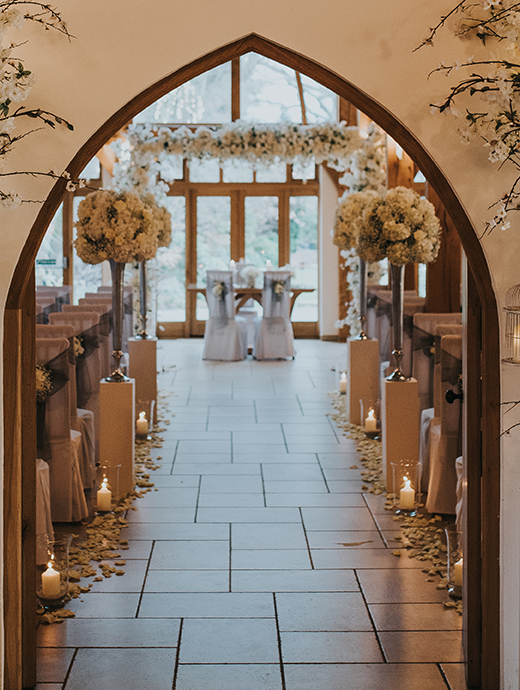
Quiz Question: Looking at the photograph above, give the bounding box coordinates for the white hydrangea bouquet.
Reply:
[357,186,441,265]
[74,190,159,264]
[240,264,260,288]
[141,193,172,248]
[332,190,380,249]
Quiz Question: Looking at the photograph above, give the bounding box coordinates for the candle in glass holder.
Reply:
[136,411,148,435]
[266,259,272,269]
[453,557,463,588]
[97,476,112,511]
[41,559,61,598]
[339,372,347,394]
[399,476,415,510]
[229,259,236,272]
[365,408,377,432]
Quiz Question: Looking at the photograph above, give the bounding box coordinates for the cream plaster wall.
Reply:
[1,1,519,686]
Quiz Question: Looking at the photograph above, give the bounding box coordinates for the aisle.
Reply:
[36,339,465,690]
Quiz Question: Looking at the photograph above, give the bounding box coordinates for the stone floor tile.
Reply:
[123,523,228,541]
[126,507,196,523]
[263,480,328,493]
[198,492,265,507]
[139,592,274,618]
[280,631,383,663]
[37,648,75,683]
[322,468,368,481]
[231,569,359,592]
[150,540,229,570]
[173,453,232,464]
[234,453,317,464]
[121,540,154,559]
[175,663,283,690]
[276,592,373,631]
[196,507,301,523]
[369,603,463,631]
[65,593,140,618]
[232,548,312,570]
[144,569,230,593]
[380,630,464,663]
[37,618,181,648]
[318,452,362,467]
[150,475,201,488]
[179,618,279,663]
[326,479,366,492]
[232,431,286,444]
[64,648,176,690]
[233,443,289,455]
[311,548,426,570]
[357,568,449,604]
[176,440,232,454]
[266,493,365,508]
[231,522,307,550]
[284,663,448,690]
[306,530,385,549]
[300,507,377,531]
[133,487,199,508]
[201,474,264,493]
[88,559,148,593]
[261,464,323,481]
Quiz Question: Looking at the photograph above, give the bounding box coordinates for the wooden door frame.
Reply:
[4,33,500,688]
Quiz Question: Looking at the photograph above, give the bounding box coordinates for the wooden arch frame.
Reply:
[4,33,500,688]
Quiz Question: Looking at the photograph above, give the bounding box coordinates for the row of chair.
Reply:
[203,270,295,361]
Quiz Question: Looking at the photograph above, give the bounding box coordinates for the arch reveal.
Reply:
[4,33,500,689]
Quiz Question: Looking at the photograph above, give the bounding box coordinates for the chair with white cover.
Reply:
[36,285,72,310]
[36,324,96,490]
[36,337,88,522]
[65,302,112,379]
[49,311,101,465]
[425,333,463,514]
[253,271,295,360]
[203,270,247,361]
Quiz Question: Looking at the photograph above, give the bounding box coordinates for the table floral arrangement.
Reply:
[36,363,52,402]
[74,190,158,264]
[240,264,260,288]
[357,186,441,265]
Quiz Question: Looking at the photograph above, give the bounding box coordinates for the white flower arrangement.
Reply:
[36,363,52,402]
[338,125,387,194]
[74,190,159,265]
[141,193,172,248]
[357,186,441,265]
[240,264,260,288]
[211,280,227,300]
[332,190,380,249]
[419,0,520,230]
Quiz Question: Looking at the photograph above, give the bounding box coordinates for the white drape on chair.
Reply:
[203,270,247,361]
[65,302,112,379]
[36,337,88,522]
[253,271,295,361]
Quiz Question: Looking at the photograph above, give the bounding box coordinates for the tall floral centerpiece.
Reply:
[357,186,441,380]
[74,190,159,381]
[333,190,380,339]
[135,194,172,339]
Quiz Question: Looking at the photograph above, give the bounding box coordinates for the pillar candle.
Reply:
[136,411,148,435]
[41,560,61,598]
[339,372,347,394]
[453,557,463,588]
[399,476,415,510]
[97,477,112,511]
[365,409,377,432]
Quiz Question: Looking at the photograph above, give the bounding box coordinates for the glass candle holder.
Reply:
[445,524,463,599]
[96,463,121,513]
[338,371,347,395]
[136,399,155,439]
[360,398,381,438]
[36,534,72,610]
[390,460,421,516]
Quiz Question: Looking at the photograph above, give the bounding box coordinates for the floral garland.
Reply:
[36,363,51,402]
[358,186,441,265]
[74,190,159,264]
[419,0,520,231]
[113,121,373,202]
[0,2,83,208]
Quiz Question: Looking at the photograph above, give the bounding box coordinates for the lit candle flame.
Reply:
[368,409,375,419]
[340,372,347,381]
[138,411,147,421]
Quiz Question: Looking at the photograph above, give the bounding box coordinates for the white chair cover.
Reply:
[37,285,71,310]
[36,296,56,323]
[36,338,88,522]
[36,459,53,565]
[203,271,246,361]
[253,271,295,360]
[413,313,462,413]
[66,303,112,379]
[425,334,462,514]
[49,312,101,466]
[36,324,96,489]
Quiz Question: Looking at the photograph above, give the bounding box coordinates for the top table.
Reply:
[187,284,315,316]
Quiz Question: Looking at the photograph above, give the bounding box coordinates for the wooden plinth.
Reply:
[382,377,420,492]
[346,338,380,425]
[128,337,158,424]
[99,379,135,498]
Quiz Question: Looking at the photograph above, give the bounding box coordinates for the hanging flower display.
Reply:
[74,190,159,264]
[357,186,442,265]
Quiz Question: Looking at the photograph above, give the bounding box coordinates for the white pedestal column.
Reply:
[382,377,420,492]
[128,337,158,424]
[99,379,135,498]
[346,338,380,426]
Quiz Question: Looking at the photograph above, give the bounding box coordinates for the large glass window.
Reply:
[134,63,232,124]
[36,204,63,286]
[196,196,231,320]
[289,196,318,322]
[245,196,279,268]
[156,196,187,322]
[240,54,302,123]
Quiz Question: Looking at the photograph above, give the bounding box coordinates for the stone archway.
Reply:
[4,33,500,689]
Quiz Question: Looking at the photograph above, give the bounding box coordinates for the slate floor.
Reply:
[36,339,466,689]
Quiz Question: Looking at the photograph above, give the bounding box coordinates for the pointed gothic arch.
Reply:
[4,33,500,689]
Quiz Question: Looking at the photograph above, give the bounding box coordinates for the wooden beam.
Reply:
[231,58,240,122]
[339,98,358,126]
[425,183,462,313]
